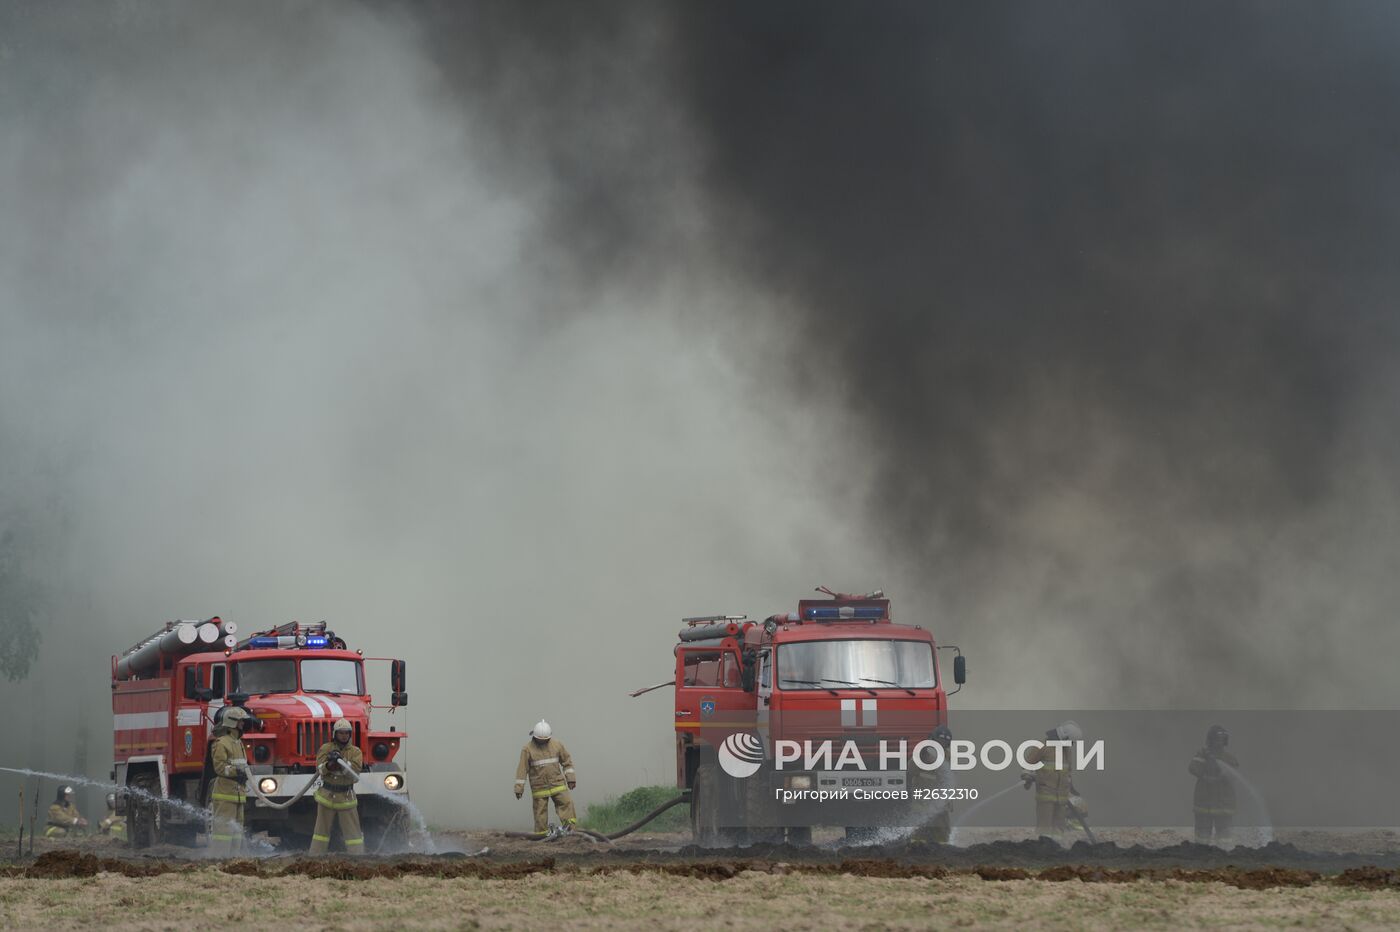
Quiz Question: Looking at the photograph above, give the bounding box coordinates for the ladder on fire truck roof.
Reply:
[680,614,747,626]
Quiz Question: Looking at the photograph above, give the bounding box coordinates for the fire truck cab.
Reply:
[112,618,411,850]
[669,590,966,845]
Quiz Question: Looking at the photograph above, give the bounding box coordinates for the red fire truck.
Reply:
[111,617,410,849]
[651,589,966,845]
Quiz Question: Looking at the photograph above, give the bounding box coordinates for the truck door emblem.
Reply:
[184,729,193,755]
[700,697,716,717]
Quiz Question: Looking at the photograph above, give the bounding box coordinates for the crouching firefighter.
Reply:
[209,706,252,854]
[45,786,88,838]
[514,720,577,835]
[310,718,364,855]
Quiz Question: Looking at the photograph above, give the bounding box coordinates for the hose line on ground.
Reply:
[501,791,691,843]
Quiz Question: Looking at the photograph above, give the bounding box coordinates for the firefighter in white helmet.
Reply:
[209,706,251,855]
[45,786,88,838]
[310,718,364,855]
[514,720,578,835]
[1020,720,1083,837]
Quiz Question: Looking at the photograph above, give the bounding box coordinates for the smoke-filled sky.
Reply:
[4,1,1400,827]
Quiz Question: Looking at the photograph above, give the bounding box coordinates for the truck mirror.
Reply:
[391,660,406,694]
[953,655,966,685]
[392,691,408,707]
[194,687,214,702]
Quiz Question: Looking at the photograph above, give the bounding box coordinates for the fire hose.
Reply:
[238,756,358,811]
[503,791,691,843]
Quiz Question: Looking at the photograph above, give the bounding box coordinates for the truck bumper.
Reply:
[250,770,408,807]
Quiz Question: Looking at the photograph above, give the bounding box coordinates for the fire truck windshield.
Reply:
[777,640,935,690]
[233,659,297,695]
[301,659,363,695]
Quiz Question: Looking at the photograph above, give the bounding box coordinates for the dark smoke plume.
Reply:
[414,2,1400,705]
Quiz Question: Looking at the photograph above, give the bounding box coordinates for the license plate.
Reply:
[841,777,881,787]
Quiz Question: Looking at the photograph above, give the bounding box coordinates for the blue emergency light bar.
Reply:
[804,606,885,620]
[245,634,330,649]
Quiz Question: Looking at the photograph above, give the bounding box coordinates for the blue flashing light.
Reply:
[304,635,329,649]
[247,637,279,648]
[804,606,885,621]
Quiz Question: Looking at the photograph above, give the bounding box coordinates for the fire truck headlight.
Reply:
[787,774,812,790]
[383,774,404,791]
[258,778,278,795]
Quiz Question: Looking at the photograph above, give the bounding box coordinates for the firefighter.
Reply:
[99,792,126,843]
[910,724,955,844]
[309,718,364,855]
[209,705,251,855]
[1189,724,1238,843]
[514,720,577,835]
[1021,720,1082,837]
[44,786,88,838]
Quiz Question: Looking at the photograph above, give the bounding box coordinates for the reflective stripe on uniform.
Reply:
[345,837,364,845]
[314,791,359,810]
[311,834,331,843]
[211,792,246,803]
[44,826,64,837]
[532,784,568,798]
[530,757,558,767]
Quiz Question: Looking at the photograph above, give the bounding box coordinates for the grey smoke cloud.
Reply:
[0,1,879,827]
[4,0,1400,832]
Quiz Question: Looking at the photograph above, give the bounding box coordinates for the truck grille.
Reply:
[297,720,361,756]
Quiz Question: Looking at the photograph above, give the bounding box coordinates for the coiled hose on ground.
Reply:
[502,791,691,844]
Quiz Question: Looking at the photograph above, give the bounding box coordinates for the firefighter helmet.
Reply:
[106,792,116,810]
[1055,720,1083,742]
[1206,724,1229,748]
[333,718,353,736]
[931,725,953,745]
[530,720,552,740]
[221,706,251,731]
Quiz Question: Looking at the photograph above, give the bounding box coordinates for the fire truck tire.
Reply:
[276,831,312,852]
[365,816,408,854]
[742,776,783,846]
[786,826,812,846]
[128,773,160,849]
[844,825,879,845]
[690,762,744,847]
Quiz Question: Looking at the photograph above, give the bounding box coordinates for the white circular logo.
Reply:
[718,732,764,778]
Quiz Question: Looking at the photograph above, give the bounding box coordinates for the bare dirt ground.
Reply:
[5,829,1400,929]
[4,858,1400,931]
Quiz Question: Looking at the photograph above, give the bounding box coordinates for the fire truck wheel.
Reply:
[364,816,407,854]
[742,776,783,846]
[785,826,813,846]
[690,762,723,847]
[128,773,160,849]
[691,762,746,847]
[844,825,879,845]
